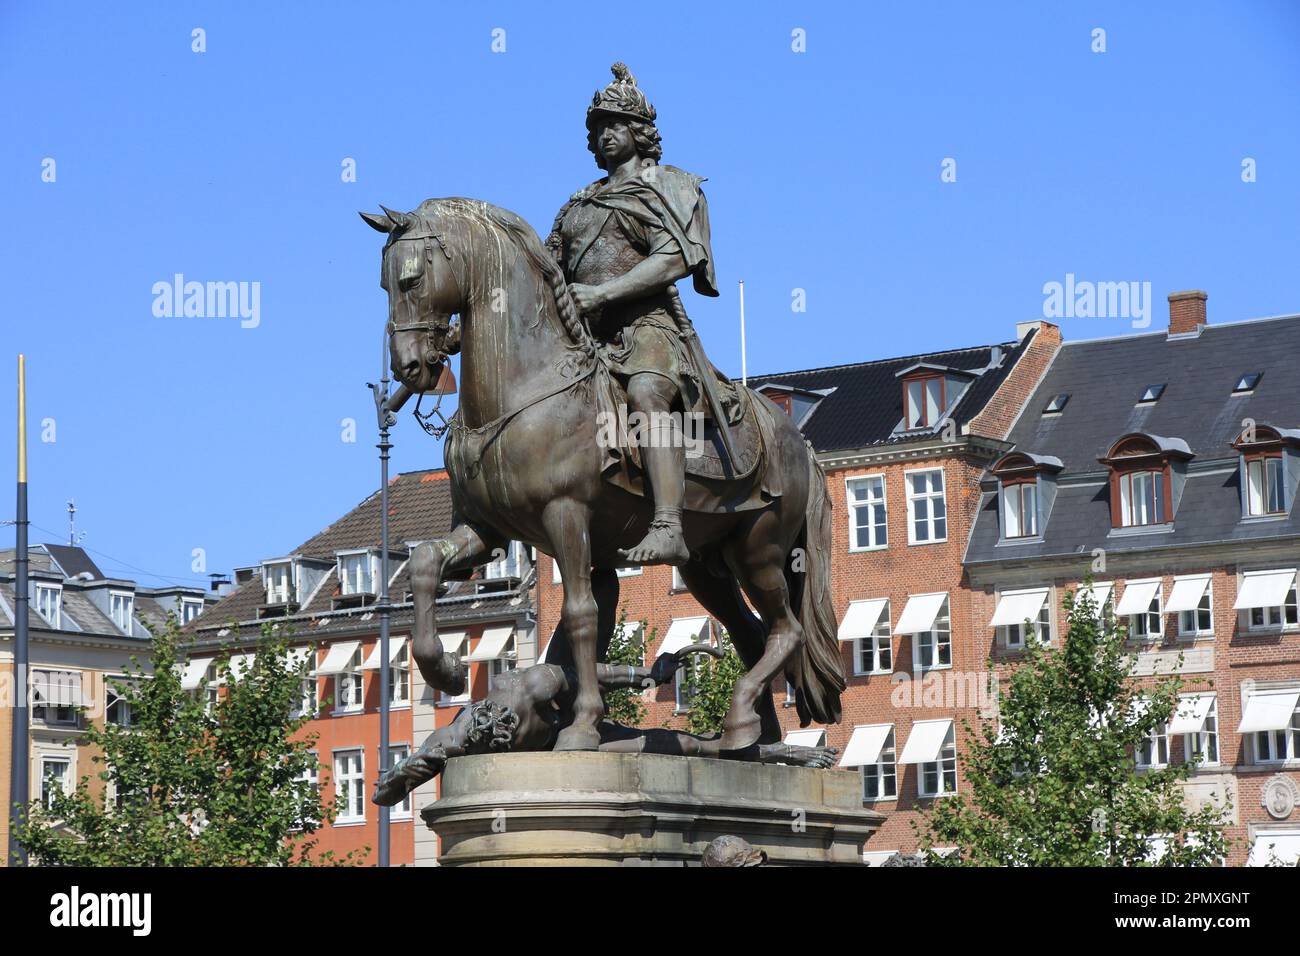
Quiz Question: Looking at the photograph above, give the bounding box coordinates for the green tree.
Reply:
[17,619,364,866]
[915,585,1231,866]
[603,610,652,726]
[682,631,745,736]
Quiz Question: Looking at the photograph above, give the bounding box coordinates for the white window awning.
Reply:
[784,728,826,747]
[1165,575,1212,614]
[179,658,212,691]
[658,616,709,656]
[898,719,953,765]
[838,599,889,641]
[894,593,948,635]
[1234,570,1297,610]
[439,631,467,656]
[1170,694,1216,735]
[31,670,83,706]
[465,625,516,662]
[1116,580,1161,616]
[1248,830,1300,867]
[1237,688,1300,734]
[839,724,892,767]
[989,588,1049,628]
[1074,583,1113,618]
[361,635,408,669]
[315,640,361,676]
[228,653,256,680]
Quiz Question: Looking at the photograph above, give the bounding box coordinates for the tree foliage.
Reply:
[683,631,745,736]
[603,609,651,727]
[16,619,364,866]
[915,586,1232,866]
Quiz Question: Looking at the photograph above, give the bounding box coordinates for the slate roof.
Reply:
[749,329,1035,452]
[966,314,1300,564]
[44,543,104,579]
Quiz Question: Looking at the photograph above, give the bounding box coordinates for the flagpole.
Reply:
[9,355,30,866]
[738,280,747,387]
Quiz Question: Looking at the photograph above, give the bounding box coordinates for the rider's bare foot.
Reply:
[618,522,689,567]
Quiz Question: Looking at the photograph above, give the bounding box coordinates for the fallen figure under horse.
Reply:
[372,643,840,809]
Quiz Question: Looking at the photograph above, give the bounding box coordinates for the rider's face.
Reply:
[596,120,636,167]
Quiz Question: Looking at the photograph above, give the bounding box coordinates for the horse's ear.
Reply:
[379,204,412,230]
[359,210,393,233]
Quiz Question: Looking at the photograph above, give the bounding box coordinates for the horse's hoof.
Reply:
[553,725,601,752]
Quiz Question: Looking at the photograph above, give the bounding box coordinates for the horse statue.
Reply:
[361,197,844,754]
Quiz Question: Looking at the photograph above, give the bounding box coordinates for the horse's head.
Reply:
[360,205,463,394]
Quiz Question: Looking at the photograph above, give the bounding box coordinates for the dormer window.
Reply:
[181,598,204,624]
[109,591,134,633]
[991,452,1062,541]
[484,541,525,580]
[35,584,62,628]
[1233,424,1299,519]
[265,562,293,604]
[1100,434,1192,530]
[905,375,944,429]
[338,551,375,595]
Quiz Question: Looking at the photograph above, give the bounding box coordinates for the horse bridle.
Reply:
[384,230,463,437]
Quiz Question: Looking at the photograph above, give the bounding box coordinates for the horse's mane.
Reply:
[413,198,594,354]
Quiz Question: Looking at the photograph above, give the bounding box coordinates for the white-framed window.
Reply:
[616,566,642,578]
[855,601,892,675]
[912,596,951,671]
[675,656,703,712]
[1254,702,1300,765]
[919,724,958,797]
[265,562,293,604]
[291,753,320,831]
[784,678,796,706]
[671,566,685,591]
[488,655,516,693]
[291,675,317,720]
[109,591,134,633]
[862,727,897,801]
[333,749,365,823]
[40,755,71,811]
[1245,455,1286,517]
[180,598,203,624]
[388,745,412,817]
[32,669,79,725]
[334,647,364,713]
[906,468,946,544]
[1178,581,1214,637]
[390,642,411,706]
[338,551,374,595]
[1001,596,1052,650]
[484,541,523,580]
[1136,722,1170,769]
[1117,470,1165,527]
[1185,698,1220,767]
[1001,482,1038,538]
[34,584,62,628]
[1247,579,1300,631]
[904,375,945,430]
[847,475,888,551]
[106,676,134,727]
[1128,582,1163,641]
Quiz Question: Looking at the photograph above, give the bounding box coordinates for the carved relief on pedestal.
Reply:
[1261,774,1300,820]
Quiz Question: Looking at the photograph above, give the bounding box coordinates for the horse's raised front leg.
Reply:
[544,498,602,751]
[410,523,499,695]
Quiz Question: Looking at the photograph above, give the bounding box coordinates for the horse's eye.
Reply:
[398,256,421,290]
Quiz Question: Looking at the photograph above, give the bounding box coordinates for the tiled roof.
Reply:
[43,544,104,579]
[966,314,1300,564]
[749,331,1034,452]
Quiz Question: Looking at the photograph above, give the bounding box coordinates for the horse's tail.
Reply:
[786,444,846,727]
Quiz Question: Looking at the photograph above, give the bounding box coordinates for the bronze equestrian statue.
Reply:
[360,64,845,755]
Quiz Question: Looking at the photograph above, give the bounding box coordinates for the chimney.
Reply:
[1168,290,1207,336]
[209,572,231,594]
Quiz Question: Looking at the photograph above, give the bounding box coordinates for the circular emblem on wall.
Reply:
[1261,774,1300,820]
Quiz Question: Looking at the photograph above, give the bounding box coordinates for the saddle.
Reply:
[592,363,785,514]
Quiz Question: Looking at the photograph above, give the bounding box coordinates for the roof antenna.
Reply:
[67,499,84,546]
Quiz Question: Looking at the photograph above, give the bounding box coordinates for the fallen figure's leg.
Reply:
[597,722,838,768]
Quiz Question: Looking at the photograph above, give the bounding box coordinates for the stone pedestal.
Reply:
[421,751,884,866]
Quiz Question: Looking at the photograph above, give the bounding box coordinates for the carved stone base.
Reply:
[421,751,884,866]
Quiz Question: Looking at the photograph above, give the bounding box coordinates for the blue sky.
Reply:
[2,1,1298,588]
